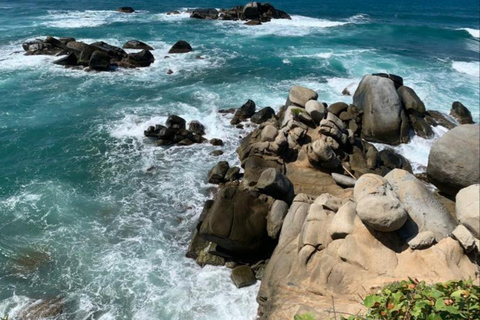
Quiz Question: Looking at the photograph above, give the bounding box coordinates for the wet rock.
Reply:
[424,110,457,129]
[123,49,155,67]
[199,186,270,256]
[225,167,242,181]
[190,8,219,19]
[408,114,434,139]
[89,50,111,71]
[231,265,256,288]
[166,115,186,130]
[17,296,64,320]
[90,41,127,59]
[168,40,193,54]
[188,120,206,135]
[450,101,473,124]
[397,86,426,114]
[210,138,224,146]
[53,52,77,66]
[210,150,224,156]
[231,99,256,124]
[117,7,135,13]
[251,107,275,124]
[66,41,96,65]
[245,20,262,25]
[208,161,229,184]
[123,40,154,50]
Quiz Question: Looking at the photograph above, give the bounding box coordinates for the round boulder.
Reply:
[427,124,480,196]
[168,40,193,54]
[456,184,479,238]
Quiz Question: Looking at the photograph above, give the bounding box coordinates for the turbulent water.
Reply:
[0,0,478,319]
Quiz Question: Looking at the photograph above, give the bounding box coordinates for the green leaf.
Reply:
[427,314,442,320]
[364,295,382,308]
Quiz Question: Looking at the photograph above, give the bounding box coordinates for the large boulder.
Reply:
[354,174,408,232]
[66,41,96,66]
[455,184,480,238]
[427,124,480,196]
[90,41,127,59]
[256,168,294,203]
[353,75,410,145]
[117,7,135,13]
[190,8,219,19]
[385,169,457,241]
[231,100,256,125]
[397,86,426,114]
[286,86,318,108]
[243,2,260,20]
[450,101,473,125]
[199,186,271,256]
[89,50,111,70]
[251,107,275,124]
[124,49,155,67]
[168,40,193,54]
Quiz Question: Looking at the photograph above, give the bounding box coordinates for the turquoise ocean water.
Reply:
[0,0,479,319]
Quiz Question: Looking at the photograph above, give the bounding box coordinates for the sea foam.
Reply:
[458,28,480,39]
[452,61,480,77]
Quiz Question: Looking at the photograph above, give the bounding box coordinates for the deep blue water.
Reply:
[0,1,479,319]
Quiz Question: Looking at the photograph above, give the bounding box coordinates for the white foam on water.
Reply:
[458,28,480,39]
[222,13,367,37]
[39,10,150,29]
[374,126,448,173]
[0,295,32,318]
[452,61,480,77]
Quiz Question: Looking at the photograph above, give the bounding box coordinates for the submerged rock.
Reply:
[117,7,135,13]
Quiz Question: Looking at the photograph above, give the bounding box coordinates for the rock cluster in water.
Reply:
[187,2,291,25]
[22,36,195,72]
[179,73,479,318]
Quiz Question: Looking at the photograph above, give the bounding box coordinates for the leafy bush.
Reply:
[295,278,479,320]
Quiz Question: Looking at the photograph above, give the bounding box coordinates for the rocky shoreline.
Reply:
[161,73,480,319]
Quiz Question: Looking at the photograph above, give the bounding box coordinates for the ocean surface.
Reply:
[0,0,478,319]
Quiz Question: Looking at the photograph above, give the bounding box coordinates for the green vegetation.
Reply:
[291,108,303,117]
[295,278,480,320]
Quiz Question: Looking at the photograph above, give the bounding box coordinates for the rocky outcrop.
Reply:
[116,7,135,13]
[182,80,478,307]
[450,101,474,125]
[189,2,291,23]
[123,40,154,50]
[168,40,193,54]
[144,115,210,146]
[24,36,155,71]
[427,124,480,196]
[354,75,410,145]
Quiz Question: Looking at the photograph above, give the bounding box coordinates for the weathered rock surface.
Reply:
[386,169,456,241]
[199,186,271,257]
[287,86,318,108]
[455,184,480,238]
[231,265,257,288]
[168,40,193,54]
[17,296,64,320]
[354,75,410,145]
[427,124,480,196]
[123,40,154,50]
[450,101,474,125]
[144,115,209,146]
[354,174,408,232]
